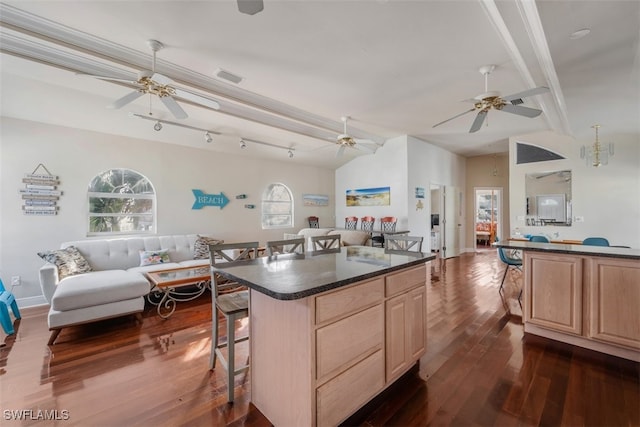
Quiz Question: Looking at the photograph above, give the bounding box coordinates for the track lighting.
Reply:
[153,121,162,131]
[288,150,294,158]
[130,113,219,141]
[240,139,247,149]
[205,132,213,143]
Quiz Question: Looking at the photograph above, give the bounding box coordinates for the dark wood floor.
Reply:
[1,251,638,426]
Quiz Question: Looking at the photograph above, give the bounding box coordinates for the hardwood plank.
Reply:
[1,252,637,427]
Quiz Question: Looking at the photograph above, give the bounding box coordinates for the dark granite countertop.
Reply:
[212,246,435,300]
[494,240,640,260]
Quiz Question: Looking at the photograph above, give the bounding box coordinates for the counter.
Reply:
[212,246,434,427]
[496,240,640,362]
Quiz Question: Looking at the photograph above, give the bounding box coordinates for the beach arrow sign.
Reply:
[192,189,230,210]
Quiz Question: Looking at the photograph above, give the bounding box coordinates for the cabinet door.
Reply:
[589,257,640,349]
[385,285,427,381]
[524,253,582,335]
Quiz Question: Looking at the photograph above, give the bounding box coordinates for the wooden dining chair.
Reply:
[310,234,341,254]
[266,237,306,256]
[372,216,397,247]
[208,241,259,403]
[384,235,423,254]
[344,216,358,230]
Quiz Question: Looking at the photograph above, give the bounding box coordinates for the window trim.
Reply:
[87,168,157,237]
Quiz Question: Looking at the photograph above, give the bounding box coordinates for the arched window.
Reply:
[262,183,293,229]
[87,168,156,236]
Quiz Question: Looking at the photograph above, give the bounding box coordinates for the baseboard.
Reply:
[16,295,48,308]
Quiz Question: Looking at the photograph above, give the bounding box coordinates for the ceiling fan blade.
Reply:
[432,108,476,128]
[354,141,379,153]
[336,145,346,158]
[469,110,488,133]
[108,90,144,109]
[159,96,188,119]
[501,104,543,118]
[173,88,221,110]
[238,0,264,15]
[151,73,173,86]
[502,86,550,103]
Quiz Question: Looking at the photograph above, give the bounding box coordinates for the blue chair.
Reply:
[582,237,610,246]
[496,240,523,307]
[0,278,21,335]
[529,235,550,243]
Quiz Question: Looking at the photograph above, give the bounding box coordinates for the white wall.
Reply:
[335,135,466,252]
[509,130,640,247]
[0,117,335,304]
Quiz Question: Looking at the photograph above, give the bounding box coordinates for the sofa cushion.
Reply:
[178,259,210,268]
[38,246,93,280]
[193,235,224,260]
[51,270,149,311]
[139,249,171,266]
[329,230,370,246]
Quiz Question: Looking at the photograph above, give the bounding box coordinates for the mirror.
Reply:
[525,170,572,226]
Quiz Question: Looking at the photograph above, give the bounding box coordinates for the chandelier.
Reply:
[580,124,614,167]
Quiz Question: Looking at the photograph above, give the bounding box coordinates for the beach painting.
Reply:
[346,186,390,206]
[302,194,329,207]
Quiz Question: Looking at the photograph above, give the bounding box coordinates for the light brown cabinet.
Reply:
[523,252,640,361]
[588,257,640,350]
[250,263,428,427]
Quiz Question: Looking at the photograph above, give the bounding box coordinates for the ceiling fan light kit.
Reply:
[432,64,550,133]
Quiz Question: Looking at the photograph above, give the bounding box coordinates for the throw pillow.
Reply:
[139,249,171,266]
[193,235,224,260]
[37,246,93,280]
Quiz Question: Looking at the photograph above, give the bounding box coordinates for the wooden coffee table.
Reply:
[145,265,211,318]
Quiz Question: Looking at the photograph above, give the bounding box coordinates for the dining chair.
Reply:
[266,237,306,256]
[582,237,610,246]
[372,217,397,247]
[0,278,21,335]
[308,216,319,228]
[310,234,341,254]
[529,235,550,243]
[360,216,375,233]
[496,241,523,308]
[344,216,358,230]
[208,241,259,403]
[384,235,423,255]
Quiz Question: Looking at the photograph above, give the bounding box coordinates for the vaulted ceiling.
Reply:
[1,1,638,169]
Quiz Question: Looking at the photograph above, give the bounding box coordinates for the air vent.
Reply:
[214,68,243,84]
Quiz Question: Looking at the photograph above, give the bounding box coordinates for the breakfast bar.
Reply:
[495,240,640,362]
[212,246,435,427]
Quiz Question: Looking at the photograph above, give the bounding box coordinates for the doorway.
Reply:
[474,188,502,251]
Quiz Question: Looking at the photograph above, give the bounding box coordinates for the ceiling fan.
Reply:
[80,39,220,120]
[432,64,550,133]
[333,116,380,157]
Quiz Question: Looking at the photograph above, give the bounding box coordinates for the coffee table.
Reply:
[145,265,211,318]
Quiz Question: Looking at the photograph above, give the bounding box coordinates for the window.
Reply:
[262,183,293,229]
[87,168,156,236]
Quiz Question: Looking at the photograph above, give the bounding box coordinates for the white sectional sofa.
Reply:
[39,234,216,344]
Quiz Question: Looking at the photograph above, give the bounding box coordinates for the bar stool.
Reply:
[0,278,21,335]
[208,241,258,403]
[344,216,358,230]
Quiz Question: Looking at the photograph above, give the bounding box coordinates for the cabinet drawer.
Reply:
[386,264,426,297]
[316,304,383,383]
[315,277,384,325]
[316,349,384,427]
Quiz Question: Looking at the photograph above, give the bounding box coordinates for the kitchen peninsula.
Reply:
[212,246,435,427]
[496,240,640,362]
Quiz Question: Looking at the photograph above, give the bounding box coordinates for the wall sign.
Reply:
[192,189,229,209]
[20,164,61,216]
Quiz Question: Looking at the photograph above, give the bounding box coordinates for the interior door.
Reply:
[443,185,460,258]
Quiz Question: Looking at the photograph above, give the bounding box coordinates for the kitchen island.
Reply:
[212,246,435,427]
[495,240,640,362]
